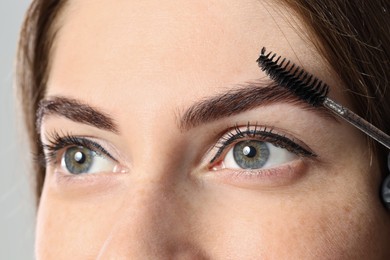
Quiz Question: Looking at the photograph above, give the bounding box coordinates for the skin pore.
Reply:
[36,0,390,259]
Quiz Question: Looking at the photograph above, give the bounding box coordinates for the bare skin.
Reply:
[36,0,390,259]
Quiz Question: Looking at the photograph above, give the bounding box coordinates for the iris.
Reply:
[233,140,270,169]
[63,146,95,174]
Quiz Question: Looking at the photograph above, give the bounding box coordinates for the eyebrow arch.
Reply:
[179,80,337,131]
[37,96,119,134]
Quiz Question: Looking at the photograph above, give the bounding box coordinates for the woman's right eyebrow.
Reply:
[37,96,119,134]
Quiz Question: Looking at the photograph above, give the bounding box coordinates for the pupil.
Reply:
[74,151,86,164]
[243,146,257,158]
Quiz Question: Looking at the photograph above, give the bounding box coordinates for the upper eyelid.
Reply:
[78,138,117,161]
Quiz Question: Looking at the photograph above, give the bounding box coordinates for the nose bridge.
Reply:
[95,111,209,258]
[96,173,205,259]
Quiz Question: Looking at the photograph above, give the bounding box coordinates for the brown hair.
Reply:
[281,0,390,175]
[17,0,67,205]
[17,0,390,205]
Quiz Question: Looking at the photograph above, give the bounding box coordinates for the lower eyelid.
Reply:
[203,160,308,189]
[47,169,128,195]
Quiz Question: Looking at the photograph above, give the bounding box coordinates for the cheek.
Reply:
[195,172,388,259]
[260,181,388,258]
[35,186,122,258]
[262,201,366,258]
[294,197,388,258]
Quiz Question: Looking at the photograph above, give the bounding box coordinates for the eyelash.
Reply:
[39,124,314,170]
[210,122,316,164]
[40,131,116,166]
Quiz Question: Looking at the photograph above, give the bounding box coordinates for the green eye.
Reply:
[43,134,126,175]
[61,145,120,175]
[222,139,298,170]
[232,140,270,169]
[210,124,315,172]
[62,146,95,174]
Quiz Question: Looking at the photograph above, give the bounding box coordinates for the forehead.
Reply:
[47,0,327,109]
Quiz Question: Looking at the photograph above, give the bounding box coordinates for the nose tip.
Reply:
[96,179,208,259]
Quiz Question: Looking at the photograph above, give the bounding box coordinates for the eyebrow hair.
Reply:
[37,80,336,134]
[179,80,336,130]
[37,96,119,134]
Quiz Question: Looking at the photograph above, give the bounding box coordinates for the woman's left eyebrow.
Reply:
[179,80,337,131]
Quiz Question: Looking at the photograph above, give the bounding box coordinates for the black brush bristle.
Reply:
[256,47,329,106]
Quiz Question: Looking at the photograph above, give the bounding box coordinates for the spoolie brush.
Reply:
[256,47,390,149]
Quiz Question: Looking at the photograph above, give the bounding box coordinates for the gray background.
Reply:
[1,1,35,259]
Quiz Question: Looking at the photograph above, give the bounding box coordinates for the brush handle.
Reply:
[323,98,390,149]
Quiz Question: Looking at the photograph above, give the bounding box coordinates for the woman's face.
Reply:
[36,0,390,258]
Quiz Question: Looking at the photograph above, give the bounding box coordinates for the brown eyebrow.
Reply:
[37,81,336,134]
[37,96,119,134]
[179,80,337,130]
